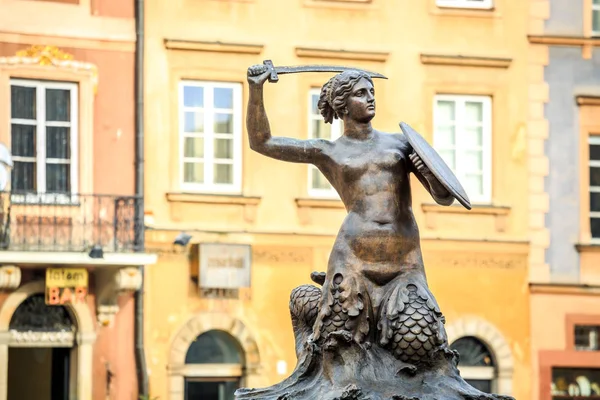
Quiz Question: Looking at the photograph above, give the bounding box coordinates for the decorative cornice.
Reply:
[529,282,600,295]
[164,39,264,55]
[576,96,600,106]
[420,53,512,69]
[8,329,74,345]
[0,266,21,290]
[295,47,389,62]
[0,45,99,93]
[528,35,600,47]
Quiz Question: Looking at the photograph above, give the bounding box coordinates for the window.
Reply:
[589,137,600,239]
[10,79,78,196]
[308,89,342,198]
[593,0,600,37]
[552,367,600,397]
[575,325,600,351]
[433,95,492,203]
[436,0,493,9]
[450,336,496,393]
[179,81,242,193]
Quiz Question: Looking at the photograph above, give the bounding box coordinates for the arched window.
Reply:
[9,293,75,332]
[451,336,496,393]
[184,330,245,400]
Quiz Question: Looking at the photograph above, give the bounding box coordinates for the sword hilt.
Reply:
[263,60,279,83]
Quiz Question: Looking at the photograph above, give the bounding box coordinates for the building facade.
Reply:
[528,0,600,397]
[0,1,155,399]
[144,0,532,399]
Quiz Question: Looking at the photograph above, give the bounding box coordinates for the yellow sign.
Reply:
[46,268,88,288]
[45,268,88,305]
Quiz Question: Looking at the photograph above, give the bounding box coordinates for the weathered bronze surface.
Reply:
[400,122,472,210]
[236,62,514,400]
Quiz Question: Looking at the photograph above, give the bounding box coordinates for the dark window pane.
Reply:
[591,193,600,212]
[591,218,600,239]
[11,162,35,192]
[465,379,492,393]
[185,380,239,400]
[11,85,36,120]
[183,86,203,108]
[594,9,600,33]
[46,127,70,159]
[575,325,600,350]
[46,89,71,122]
[46,164,70,193]
[185,330,243,364]
[11,124,36,157]
[214,87,233,109]
[591,144,600,161]
[591,167,600,186]
[552,367,600,393]
[450,337,494,367]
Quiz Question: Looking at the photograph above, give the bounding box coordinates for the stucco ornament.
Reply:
[235,62,515,400]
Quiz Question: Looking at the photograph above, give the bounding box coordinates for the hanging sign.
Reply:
[45,268,88,305]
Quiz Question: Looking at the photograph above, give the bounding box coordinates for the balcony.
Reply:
[0,192,143,253]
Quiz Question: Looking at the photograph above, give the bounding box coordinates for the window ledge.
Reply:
[430,5,498,18]
[422,203,510,215]
[575,243,600,253]
[295,198,345,210]
[421,203,510,232]
[166,192,261,206]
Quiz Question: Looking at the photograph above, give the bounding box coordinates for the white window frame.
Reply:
[433,94,492,204]
[9,79,79,203]
[179,81,243,194]
[436,0,493,10]
[307,89,342,199]
[593,0,600,37]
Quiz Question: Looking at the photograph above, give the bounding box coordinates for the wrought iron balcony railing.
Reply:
[0,192,143,253]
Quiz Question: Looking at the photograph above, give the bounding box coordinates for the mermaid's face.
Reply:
[343,78,375,123]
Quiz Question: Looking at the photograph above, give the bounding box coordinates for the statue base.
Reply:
[235,339,515,400]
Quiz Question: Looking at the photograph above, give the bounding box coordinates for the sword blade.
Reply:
[273,65,387,79]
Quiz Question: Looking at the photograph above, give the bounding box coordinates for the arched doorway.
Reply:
[183,330,244,400]
[451,336,497,393]
[7,293,76,400]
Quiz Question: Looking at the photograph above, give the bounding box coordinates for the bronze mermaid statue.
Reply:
[235,63,515,400]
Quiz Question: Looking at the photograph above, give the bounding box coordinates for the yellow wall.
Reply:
[144,0,532,399]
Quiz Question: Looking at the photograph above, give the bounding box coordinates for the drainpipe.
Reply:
[134,0,148,397]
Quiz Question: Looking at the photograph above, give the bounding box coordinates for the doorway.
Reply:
[7,347,70,400]
[183,330,245,400]
[6,293,76,400]
[184,377,240,400]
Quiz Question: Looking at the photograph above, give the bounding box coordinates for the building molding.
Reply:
[528,35,600,47]
[445,316,514,395]
[168,313,262,400]
[164,39,264,55]
[0,251,157,267]
[420,54,512,69]
[295,47,389,62]
[576,95,600,106]
[0,280,96,400]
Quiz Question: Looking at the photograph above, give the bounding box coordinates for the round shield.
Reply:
[400,122,471,210]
